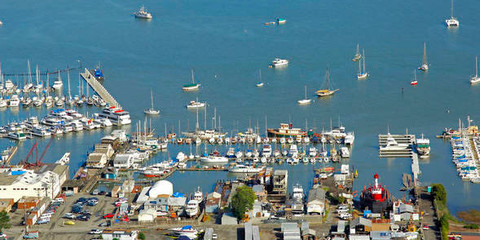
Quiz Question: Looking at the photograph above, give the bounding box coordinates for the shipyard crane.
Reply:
[22,137,54,168]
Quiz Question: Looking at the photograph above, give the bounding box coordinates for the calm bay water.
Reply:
[1,0,480,215]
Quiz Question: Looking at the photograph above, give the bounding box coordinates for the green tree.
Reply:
[138,232,146,240]
[0,211,10,232]
[231,186,256,220]
[432,184,447,205]
[440,215,449,239]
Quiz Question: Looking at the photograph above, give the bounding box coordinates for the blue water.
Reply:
[1,0,480,215]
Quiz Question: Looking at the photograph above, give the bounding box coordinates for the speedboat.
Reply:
[200,155,228,163]
[256,82,264,87]
[134,6,153,19]
[271,58,289,68]
[186,100,206,109]
[277,18,287,24]
[9,95,20,107]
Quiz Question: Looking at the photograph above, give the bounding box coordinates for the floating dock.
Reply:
[80,68,121,109]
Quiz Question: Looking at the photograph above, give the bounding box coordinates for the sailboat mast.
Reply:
[27,60,32,84]
[150,90,154,109]
[476,56,479,77]
[196,108,200,130]
[423,43,428,65]
[191,69,195,84]
[35,65,40,86]
[67,70,71,99]
[304,85,307,98]
[451,0,454,18]
[326,69,330,90]
[363,49,366,73]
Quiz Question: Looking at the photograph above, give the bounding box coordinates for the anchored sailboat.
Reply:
[256,69,264,87]
[316,68,339,97]
[144,90,160,115]
[297,85,312,105]
[182,69,200,91]
[445,0,459,27]
[357,49,368,80]
[470,56,480,85]
[352,44,361,62]
[410,70,418,86]
[418,42,429,71]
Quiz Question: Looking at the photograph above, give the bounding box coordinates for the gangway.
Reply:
[80,68,121,109]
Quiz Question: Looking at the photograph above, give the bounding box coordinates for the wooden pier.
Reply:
[80,68,122,108]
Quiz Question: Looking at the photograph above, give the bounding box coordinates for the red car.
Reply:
[103,213,114,219]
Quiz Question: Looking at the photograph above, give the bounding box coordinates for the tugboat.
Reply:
[360,173,391,215]
[415,134,431,158]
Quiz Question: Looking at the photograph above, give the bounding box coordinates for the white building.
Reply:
[86,153,107,168]
[113,154,134,168]
[0,168,63,202]
[307,186,326,215]
[101,229,138,240]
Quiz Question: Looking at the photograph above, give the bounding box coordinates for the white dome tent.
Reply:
[148,180,173,198]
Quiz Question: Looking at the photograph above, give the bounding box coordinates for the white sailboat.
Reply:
[418,42,429,72]
[357,49,368,80]
[52,71,63,90]
[256,69,264,87]
[470,56,480,85]
[316,68,339,97]
[445,0,459,27]
[352,44,361,62]
[144,90,160,115]
[297,85,312,105]
[410,70,418,86]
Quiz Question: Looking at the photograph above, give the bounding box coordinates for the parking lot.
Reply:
[4,192,120,239]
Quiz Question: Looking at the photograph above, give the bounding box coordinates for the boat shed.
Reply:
[281,222,301,240]
[349,217,372,234]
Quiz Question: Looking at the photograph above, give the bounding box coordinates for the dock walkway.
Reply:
[80,68,121,109]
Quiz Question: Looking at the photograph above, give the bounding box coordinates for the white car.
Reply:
[89,229,103,234]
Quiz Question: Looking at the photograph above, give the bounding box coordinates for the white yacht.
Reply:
[445,0,459,27]
[340,147,350,158]
[308,147,317,157]
[288,144,298,157]
[186,100,206,109]
[184,199,199,217]
[134,6,153,19]
[470,56,480,85]
[0,98,7,108]
[8,95,20,107]
[261,144,272,157]
[200,155,228,163]
[344,132,355,145]
[98,107,132,125]
[271,58,289,68]
[380,134,409,150]
[229,164,264,173]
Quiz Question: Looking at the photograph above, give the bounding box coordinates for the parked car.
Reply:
[23,231,38,239]
[99,221,111,227]
[37,219,50,224]
[89,229,103,234]
[103,213,114,219]
[339,212,351,220]
[91,189,100,195]
[55,197,65,203]
[63,213,76,219]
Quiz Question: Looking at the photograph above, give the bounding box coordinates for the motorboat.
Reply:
[52,73,63,90]
[271,58,289,68]
[184,200,199,217]
[261,144,272,157]
[288,144,298,157]
[380,134,409,150]
[193,187,203,202]
[98,107,132,125]
[277,18,286,24]
[186,100,206,109]
[200,154,228,163]
[344,132,355,145]
[340,147,350,158]
[134,6,153,19]
[415,134,431,158]
[9,95,20,107]
[229,164,264,173]
[308,147,317,157]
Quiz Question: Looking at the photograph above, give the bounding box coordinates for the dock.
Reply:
[80,68,121,109]
[1,146,17,165]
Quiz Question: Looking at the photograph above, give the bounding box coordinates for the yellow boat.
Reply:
[316,68,339,97]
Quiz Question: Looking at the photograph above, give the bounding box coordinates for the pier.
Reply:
[80,68,122,109]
